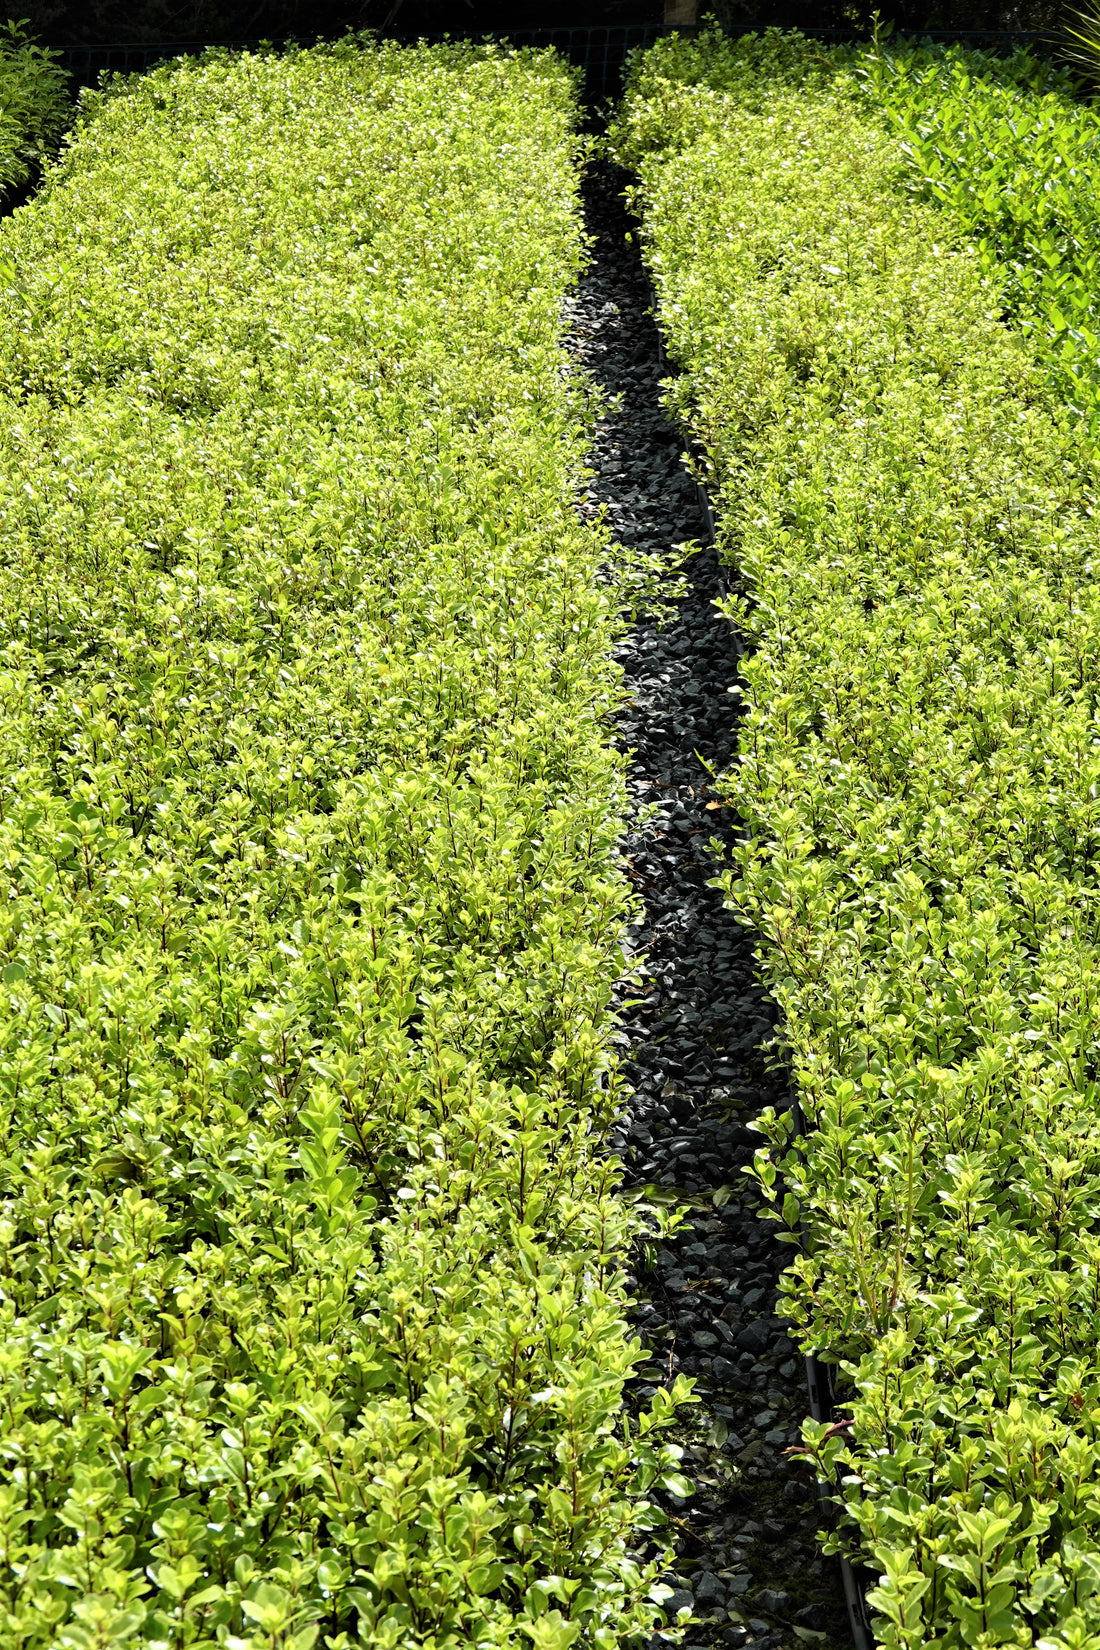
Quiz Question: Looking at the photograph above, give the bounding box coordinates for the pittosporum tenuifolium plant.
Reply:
[613,25,1100,1650]
[0,37,692,1649]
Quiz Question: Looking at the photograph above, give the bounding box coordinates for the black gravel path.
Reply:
[566,161,851,1650]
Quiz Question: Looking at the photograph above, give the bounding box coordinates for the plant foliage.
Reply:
[0,37,689,1649]
[0,19,68,203]
[613,26,1100,1650]
[847,34,1100,432]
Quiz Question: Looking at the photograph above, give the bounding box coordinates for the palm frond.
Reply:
[1062,1,1100,86]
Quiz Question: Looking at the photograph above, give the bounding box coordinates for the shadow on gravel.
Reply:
[1,184,31,221]
[565,160,852,1650]
[0,164,47,221]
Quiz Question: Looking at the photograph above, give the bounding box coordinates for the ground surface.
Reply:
[566,160,851,1650]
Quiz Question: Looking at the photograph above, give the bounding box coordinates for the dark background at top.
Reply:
[1,0,1062,57]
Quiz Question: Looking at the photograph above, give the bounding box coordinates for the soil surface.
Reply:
[565,160,851,1650]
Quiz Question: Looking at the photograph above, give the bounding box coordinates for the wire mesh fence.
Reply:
[58,20,1061,100]
[59,25,671,98]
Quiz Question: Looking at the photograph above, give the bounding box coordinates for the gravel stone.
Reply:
[797,1605,831,1630]
[736,1324,770,1355]
[565,160,850,1650]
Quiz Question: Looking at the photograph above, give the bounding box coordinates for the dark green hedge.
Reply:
[0,21,68,202]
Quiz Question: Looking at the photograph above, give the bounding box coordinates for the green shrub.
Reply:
[0,38,688,1648]
[848,36,1100,432]
[0,20,68,203]
[617,26,1100,427]
[613,28,1100,1650]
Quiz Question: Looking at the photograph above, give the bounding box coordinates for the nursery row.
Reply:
[0,21,68,203]
[614,28,1100,1650]
[0,41,687,1649]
